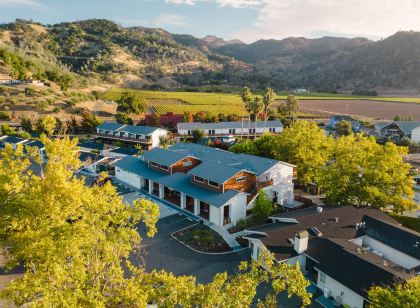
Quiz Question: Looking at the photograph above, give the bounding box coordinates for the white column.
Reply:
[140,176,145,189]
[219,207,224,226]
[194,198,200,216]
[148,180,153,195]
[159,184,164,199]
[287,189,294,205]
[180,193,186,209]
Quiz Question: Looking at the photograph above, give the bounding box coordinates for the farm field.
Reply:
[297,99,420,120]
[103,88,420,119]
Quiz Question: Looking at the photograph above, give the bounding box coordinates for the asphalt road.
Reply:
[135,214,250,283]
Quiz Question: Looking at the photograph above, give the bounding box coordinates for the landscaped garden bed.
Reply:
[173,224,231,253]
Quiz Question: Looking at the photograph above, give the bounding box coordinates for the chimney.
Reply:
[294,230,309,254]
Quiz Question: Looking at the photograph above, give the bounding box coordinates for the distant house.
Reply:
[376,121,420,142]
[24,140,46,159]
[0,136,28,150]
[78,140,115,156]
[109,146,139,158]
[176,120,284,142]
[114,142,296,228]
[78,151,109,174]
[95,122,168,150]
[244,206,419,308]
[328,115,361,132]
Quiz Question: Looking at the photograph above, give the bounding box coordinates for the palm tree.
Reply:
[240,86,253,138]
[247,97,263,139]
[262,87,276,128]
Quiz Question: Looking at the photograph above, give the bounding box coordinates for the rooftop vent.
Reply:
[334,217,339,222]
[317,207,323,213]
[310,227,323,237]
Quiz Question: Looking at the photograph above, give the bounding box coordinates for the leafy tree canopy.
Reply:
[0,137,311,307]
[116,91,147,115]
[317,134,416,214]
[368,276,420,308]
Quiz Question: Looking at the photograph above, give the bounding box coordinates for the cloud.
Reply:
[233,0,420,42]
[165,0,263,9]
[0,0,42,6]
[154,13,189,27]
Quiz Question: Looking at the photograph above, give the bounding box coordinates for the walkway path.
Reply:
[206,222,245,251]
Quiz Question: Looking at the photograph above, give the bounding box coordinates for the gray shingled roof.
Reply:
[383,121,420,135]
[188,161,243,183]
[97,122,125,131]
[177,120,283,130]
[169,142,290,175]
[143,147,187,166]
[115,157,242,207]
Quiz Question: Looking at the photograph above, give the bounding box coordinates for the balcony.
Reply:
[95,132,152,144]
[247,179,273,204]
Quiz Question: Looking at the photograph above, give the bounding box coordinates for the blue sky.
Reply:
[1,0,419,43]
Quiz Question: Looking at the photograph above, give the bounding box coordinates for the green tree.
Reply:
[0,138,312,307]
[317,134,416,214]
[115,112,134,125]
[230,139,259,156]
[36,115,57,136]
[192,128,205,143]
[21,118,33,133]
[285,95,299,121]
[276,121,332,186]
[368,276,420,308]
[262,87,276,125]
[253,190,273,224]
[116,91,147,115]
[183,111,193,122]
[335,120,353,136]
[1,124,12,135]
[81,111,103,133]
[247,96,263,138]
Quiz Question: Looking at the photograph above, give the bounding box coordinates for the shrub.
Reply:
[0,111,11,121]
[192,229,213,245]
[53,106,62,114]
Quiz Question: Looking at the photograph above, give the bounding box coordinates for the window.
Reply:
[136,134,142,139]
[183,161,192,167]
[150,161,158,168]
[160,165,169,171]
[194,176,205,183]
[249,128,255,133]
[229,129,236,134]
[187,130,191,135]
[236,176,246,183]
[269,128,276,133]
[319,272,326,285]
[208,180,220,188]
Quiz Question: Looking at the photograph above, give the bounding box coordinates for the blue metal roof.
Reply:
[79,151,105,163]
[110,146,139,155]
[115,157,241,207]
[143,147,187,166]
[97,122,125,131]
[169,142,284,175]
[188,161,242,183]
[118,125,159,136]
[78,140,106,150]
[1,136,26,144]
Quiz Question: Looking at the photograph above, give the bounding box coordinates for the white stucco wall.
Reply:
[316,270,365,308]
[259,162,294,185]
[228,194,247,225]
[248,239,265,260]
[411,126,420,143]
[151,129,168,148]
[115,167,141,189]
[209,206,221,225]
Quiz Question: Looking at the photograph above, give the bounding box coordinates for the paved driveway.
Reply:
[134,214,251,283]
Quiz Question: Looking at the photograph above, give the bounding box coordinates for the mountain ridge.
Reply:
[1,19,419,92]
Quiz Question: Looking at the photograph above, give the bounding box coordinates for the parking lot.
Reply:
[134,214,250,283]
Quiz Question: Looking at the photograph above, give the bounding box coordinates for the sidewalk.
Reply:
[205,222,244,251]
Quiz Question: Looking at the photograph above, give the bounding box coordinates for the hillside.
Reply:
[1,19,420,92]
